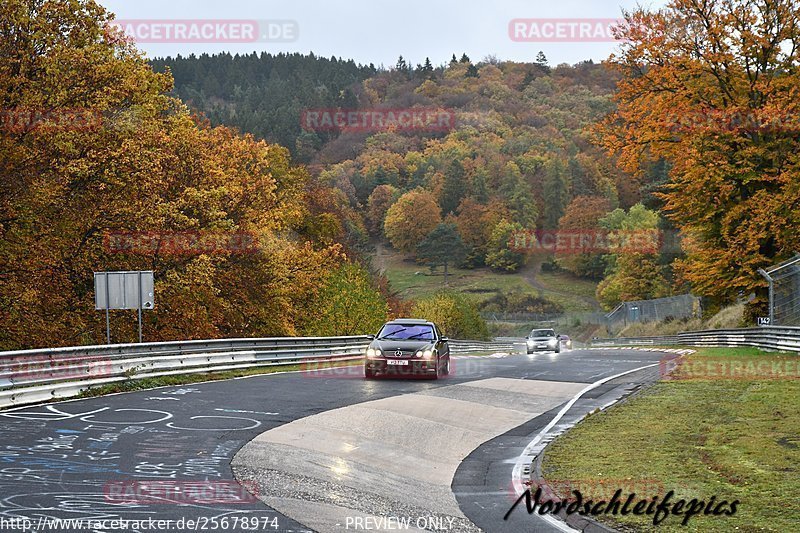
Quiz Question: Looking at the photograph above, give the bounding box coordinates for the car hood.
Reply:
[372,339,434,353]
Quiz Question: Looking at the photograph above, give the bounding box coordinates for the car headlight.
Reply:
[526,339,534,345]
[548,339,558,346]
[415,349,434,358]
[366,348,381,358]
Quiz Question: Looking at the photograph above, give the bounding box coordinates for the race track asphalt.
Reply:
[0,347,673,533]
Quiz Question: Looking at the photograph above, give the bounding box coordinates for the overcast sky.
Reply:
[97,0,668,67]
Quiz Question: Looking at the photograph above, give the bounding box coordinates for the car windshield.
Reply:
[531,329,556,337]
[377,324,435,340]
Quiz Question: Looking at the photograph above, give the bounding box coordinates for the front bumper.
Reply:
[527,342,559,352]
[365,358,438,375]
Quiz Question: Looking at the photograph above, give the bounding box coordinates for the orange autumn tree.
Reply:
[366,184,399,235]
[0,0,343,348]
[555,196,613,278]
[597,0,800,310]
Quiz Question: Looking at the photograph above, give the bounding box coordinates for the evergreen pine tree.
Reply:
[535,51,551,73]
[542,158,570,228]
[421,57,434,78]
[416,223,466,285]
[471,169,489,203]
[441,159,467,215]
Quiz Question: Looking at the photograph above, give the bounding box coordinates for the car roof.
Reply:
[386,318,433,326]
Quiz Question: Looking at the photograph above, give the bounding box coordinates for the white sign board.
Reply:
[95,271,154,310]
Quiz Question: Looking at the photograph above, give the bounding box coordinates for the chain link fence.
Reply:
[480,311,607,326]
[604,294,701,334]
[759,254,800,326]
[482,295,701,334]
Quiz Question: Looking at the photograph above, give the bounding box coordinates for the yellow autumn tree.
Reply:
[383,188,442,254]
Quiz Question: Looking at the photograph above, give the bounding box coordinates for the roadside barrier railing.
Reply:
[0,336,518,408]
[589,326,800,353]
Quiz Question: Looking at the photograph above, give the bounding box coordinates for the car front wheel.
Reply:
[431,357,441,380]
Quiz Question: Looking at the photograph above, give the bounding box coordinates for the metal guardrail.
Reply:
[449,339,518,353]
[590,326,800,353]
[0,337,517,409]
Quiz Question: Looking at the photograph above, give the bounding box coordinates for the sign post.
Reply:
[105,276,111,344]
[94,271,154,344]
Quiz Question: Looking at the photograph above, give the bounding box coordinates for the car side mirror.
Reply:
[440,337,449,342]
[556,334,562,339]
[366,334,375,340]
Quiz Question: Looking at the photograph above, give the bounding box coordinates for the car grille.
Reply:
[389,350,415,357]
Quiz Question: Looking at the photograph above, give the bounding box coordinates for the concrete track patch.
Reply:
[233,378,587,532]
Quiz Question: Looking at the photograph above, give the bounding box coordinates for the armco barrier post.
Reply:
[758,268,774,325]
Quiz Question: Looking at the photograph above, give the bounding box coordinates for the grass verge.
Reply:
[541,347,799,532]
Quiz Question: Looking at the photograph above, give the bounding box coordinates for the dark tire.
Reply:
[555,346,561,354]
[431,357,441,380]
[365,367,376,379]
[442,357,450,376]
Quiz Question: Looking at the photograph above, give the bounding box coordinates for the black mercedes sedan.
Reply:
[364,319,451,379]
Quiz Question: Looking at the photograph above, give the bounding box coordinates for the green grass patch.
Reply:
[383,260,530,303]
[536,271,599,301]
[488,321,537,338]
[380,250,596,312]
[541,347,799,532]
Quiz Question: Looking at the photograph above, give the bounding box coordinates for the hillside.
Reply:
[151,53,676,328]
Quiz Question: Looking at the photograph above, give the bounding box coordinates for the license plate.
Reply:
[386,360,408,366]
[538,345,548,349]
